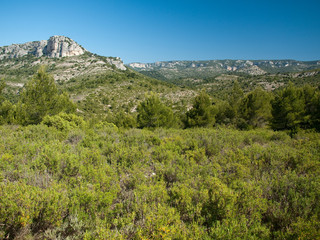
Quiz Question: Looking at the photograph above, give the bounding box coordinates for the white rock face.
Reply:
[0,36,86,59]
[129,62,147,69]
[46,36,86,58]
[0,36,127,70]
[107,57,127,71]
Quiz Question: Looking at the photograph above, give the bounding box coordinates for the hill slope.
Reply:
[128,60,320,98]
[0,36,196,117]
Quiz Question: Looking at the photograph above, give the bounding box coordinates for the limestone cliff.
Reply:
[0,36,86,59]
[0,36,127,71]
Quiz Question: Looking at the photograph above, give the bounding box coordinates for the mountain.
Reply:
[0,36,196,118]
[0,35,87,59]
[128,59,320,79]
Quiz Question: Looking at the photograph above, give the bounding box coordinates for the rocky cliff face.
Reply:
[46,36,86,58]
[0,36,127,71]
[0,36,86,59]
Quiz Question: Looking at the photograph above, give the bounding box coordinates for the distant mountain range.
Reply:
[128,60,320,80]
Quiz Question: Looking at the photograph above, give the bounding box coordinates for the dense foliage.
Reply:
[0,123,319,239]
[137,93,175,128]
[185,90,216,128]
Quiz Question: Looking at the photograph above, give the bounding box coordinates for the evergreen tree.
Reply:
[185,90,216,127]
[239,87,272,128]
[229,80,244,107]
[0,78,5,103]
[137,92,174,128]
[302,84,317,129]
[215,81,244,126]
[16,66,76,125]
[114,110,137,128]
[0,79,15,124]
[310,88,320,131]
[271,83,305,132]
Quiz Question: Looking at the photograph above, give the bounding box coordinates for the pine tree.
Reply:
[0,79,15,124]
[309,88,320,131]
[185,90,216,127]
[271,83,305,132]
[16,66,75,125]
[239,87,272,128]
[137,92,174,128]
[216,81,244,126]
[0,78,5,103]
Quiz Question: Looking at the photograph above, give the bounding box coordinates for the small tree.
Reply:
[137,93,174,128]
[16,66,76,125]
[271,83,305,132]
[239,87,272,128]
[215,81,244,126]
[0,78,5,103]
[185,90,216,128]
[114,110,137,128]
[311,91,320,131]
[0,79,15,124]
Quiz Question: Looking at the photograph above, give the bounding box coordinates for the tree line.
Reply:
[133,81,320,134]
[0,67,319,134]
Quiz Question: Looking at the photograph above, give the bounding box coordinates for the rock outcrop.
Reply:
[105,57,127,71]
[46,36,86,58]
[0,36,86,59]
[0,36,127,71]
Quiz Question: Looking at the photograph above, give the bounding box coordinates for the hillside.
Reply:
[0,36,196,117]
[128,60,320,98]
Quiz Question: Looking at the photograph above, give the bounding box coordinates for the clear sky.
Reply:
[1,0,319,63]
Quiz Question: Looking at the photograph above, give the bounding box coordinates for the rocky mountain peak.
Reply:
[46,35,86,58]
[0,35,86,59]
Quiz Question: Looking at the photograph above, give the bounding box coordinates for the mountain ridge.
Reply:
[128,59,320,78]
[0,35,88,59]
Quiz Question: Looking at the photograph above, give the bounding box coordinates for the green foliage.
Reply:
[113,111,137,128]
[271,83,306,132]
[239,87,273,129]
[215,81,245,126]
[16,66,76,125]
[137,92,175,128]
[185,90,216,127]
[304,85,320,130]
[0,78,5,102]
[1,124,319,239]
[42,112,86,131]
[0,79,15,124]
[0,100,15,124]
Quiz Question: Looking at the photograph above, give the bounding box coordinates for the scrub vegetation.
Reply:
[0,67,319,239]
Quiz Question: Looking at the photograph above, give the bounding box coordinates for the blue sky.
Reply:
[1,0,319,63]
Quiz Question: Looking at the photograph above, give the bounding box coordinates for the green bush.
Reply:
[42,113,86,131]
